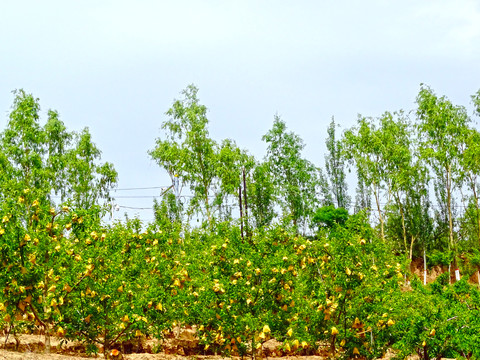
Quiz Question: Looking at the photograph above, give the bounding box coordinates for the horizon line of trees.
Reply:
[1,85,480,265]
[150,84,480,264]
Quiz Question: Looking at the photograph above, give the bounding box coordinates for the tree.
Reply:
[354,173,371,214]
[325,118,350,209]
[458,128,480,247]
[64,129,118,213]
[0,89,117,352]
[153,192,184,232]
[318,167,334,207]
[416,85,470,259]
[343,117,386,240]
[150,85,252,227]
[455,89,480,249]
[262,116,319,232]
[312,205,349,230]
[149,85,218,226]
[215,139,254,222]
[376,111,431,259]
[247,161,276,229]
[472,89,480,115]
[0,91,117,216]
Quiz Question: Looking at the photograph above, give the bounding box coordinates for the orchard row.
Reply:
[2,197,480,359]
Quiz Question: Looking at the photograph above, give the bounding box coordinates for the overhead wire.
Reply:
[117,205,153,210]
[112,186,170,191]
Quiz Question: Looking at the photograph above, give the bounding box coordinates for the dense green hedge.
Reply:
[2,201,480,359]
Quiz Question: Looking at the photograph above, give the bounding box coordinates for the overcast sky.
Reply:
[1,1,479,222]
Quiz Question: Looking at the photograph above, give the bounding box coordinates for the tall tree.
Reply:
[354,173,372,214]
[150,85,251,226]
[325,118,350,209]
[376,111,430,257]
[215,138,254,221]
[247,161,276,229]
[262,116,319,232]
[149,85,218,225]
[460,90,480,247]
[343,117,386,240]
[458,127,480,248]
[472,89,480,114]
[64,129,118,212]
[416,85,470,257]
[318,167,334,207]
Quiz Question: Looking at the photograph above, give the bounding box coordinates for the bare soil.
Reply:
[409,257,480,285]
[0,333,331,360]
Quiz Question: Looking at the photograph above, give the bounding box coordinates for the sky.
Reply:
[1,1,479,222]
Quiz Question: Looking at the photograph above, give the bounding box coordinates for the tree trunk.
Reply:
[43,272,51,353]
[44,323,51,353]
[423,247,427,285]
[446,166,456,282]
[204,188,213,227]
[243,169,249,237]
[446,167,455,248]
[470,177,480,249]
[394,191,408,255]
[448,263,452,285]
[373,184,385,241]
[409,235,416,261]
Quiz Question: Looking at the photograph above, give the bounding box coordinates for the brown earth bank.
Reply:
[0,333,326,360]
[0,334,456,360]
[409,257,480,285]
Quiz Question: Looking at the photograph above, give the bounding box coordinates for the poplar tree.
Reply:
[150,85,251,226]
[343,117,386,241]
[262,116,318,232]
[325,118,350,209]
[416,85,470,256]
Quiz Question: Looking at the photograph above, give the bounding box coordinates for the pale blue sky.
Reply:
[1,1,479,221]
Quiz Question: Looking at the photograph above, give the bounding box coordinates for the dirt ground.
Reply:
[0,333,332,360]
[0,333,446,360]
[0,334,415,360]
[0,350,237,360]
[0,330,456,360]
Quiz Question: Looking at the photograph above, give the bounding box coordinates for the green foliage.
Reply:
[343,116,387,240]
[312,205,349,229]
[392,278,480,359]
[354,172,371,213]
[263,116,319,232]
[325,118,350,209]
[153,192,183,232]
[427,250,453,267]
[149,85,217,224]
[247,161,276,228]
[149,85,252,226]
[343,110,430,252]
[416,84,470,253]
[61,221,176,356]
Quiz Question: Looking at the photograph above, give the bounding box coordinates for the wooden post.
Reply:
[238,186,244,240]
